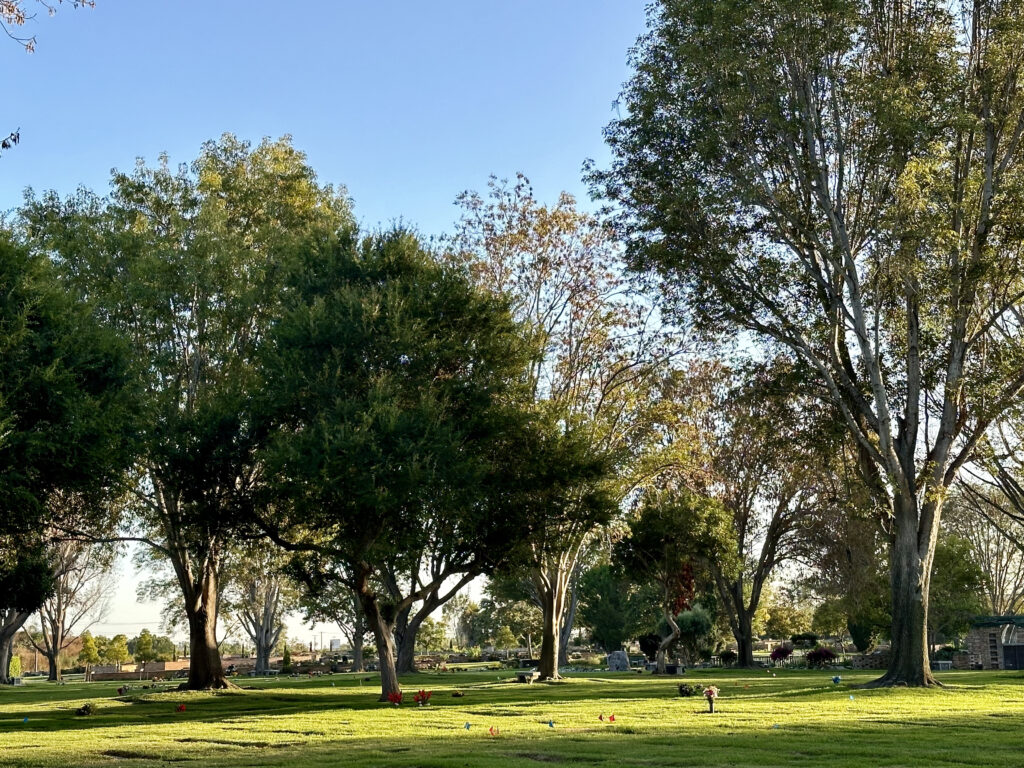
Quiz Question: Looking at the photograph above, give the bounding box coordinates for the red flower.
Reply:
[413,689,432,704]
[387,691,403,705]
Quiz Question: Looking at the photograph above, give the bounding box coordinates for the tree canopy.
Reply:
[592,0,1024,687]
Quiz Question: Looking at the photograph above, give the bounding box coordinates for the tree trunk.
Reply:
[256,644,271,675]
[0,636,12,685]
[396,610,427,674]
[185,606,230,689]
[538,588,563,680]
[182,566,232,690]
[0,608,30,685]
[558,584,578,667]
[866,499,938,687]
[358,590,400,701]
[351,628,364,672]
[735,608,755,668]
[46,652,60,682]
[656,611,681,675]
[526,632,533,660]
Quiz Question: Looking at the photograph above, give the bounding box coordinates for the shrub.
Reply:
[678,683,702,697]
[790,632,819,649]
[805,646,838,668]
[465,646,482,661]
[281,646,292,674]
[769,644,793,663]
[8,655,21,678]
[719,649,738,666]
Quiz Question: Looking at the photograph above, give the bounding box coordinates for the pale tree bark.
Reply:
[0,608,31,684]
[389,566,475,674]
[354,568,400,701]
[529,549,583,680]
[238,577,282,675]
[25,541,110,681]
[598,0,1024,688]
[655,609,681,675]
[950,481,1024,614]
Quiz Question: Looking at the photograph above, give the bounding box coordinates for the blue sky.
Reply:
[3,0,648,641]
[3,0,647,238]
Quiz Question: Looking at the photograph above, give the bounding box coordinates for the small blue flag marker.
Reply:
[832,675,841,684]
[464,722,471,730]
[849,695,855,700]
[23,717,28,723]
[548,720,555,728]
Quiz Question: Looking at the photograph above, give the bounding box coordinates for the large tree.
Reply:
[256,228,612,700]
[450,175,681,679]
[594,0,1024,686]
[0,232,135,682]
[24,134,351,689]
[227,543,297,675]
[693,365,839,667]
[25,540,112,681]
[614,489,735,673]
[947,485,1024,615]
[0,545,53,684]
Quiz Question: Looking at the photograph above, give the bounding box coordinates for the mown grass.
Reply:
[1,669,1021,767]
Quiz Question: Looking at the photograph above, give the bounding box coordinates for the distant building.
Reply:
[965,616,1024,670]
[329,638,342,652]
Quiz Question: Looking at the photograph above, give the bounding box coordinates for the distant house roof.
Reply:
[970,616,1024,629]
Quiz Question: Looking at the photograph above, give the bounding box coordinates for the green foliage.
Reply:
[0,544,55,615]
[593,0,1024,683]
[77,632,99,667]
[7,653,21,678]
[416,618,447,654]
[22,136,353,685]
[763,599,812,641]
[257,228,611,635]
[102,635,131,666]
[812,600,849,640]
[577,564,660,652]
[477,578,542,649]
[492,625,517,651]
[616,490,736,615]
[675,604,715,664]
[133,629,156,665]
[929,535,988,642]
[847,619,880,654]
[281,645,292,674]
[0,234,136,539]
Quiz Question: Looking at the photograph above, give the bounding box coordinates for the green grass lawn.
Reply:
[1,669,1021,767]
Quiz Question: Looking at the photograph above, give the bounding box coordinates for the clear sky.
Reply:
[3,0,646,235]
[2,0,649,642]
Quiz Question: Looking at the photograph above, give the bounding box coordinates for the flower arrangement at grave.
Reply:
[703,685,719,713]
[413,689,432,706]
[387,691,404,706]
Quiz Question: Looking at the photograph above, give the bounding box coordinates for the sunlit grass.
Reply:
[1,669,1021,766]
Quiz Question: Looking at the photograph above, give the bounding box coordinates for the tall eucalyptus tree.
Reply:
[594,0,1024,686]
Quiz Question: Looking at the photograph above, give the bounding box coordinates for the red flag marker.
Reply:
[609,714,616,722]
[599,713,604,722]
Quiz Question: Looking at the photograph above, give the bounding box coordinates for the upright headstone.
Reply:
[606,651,630,671]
